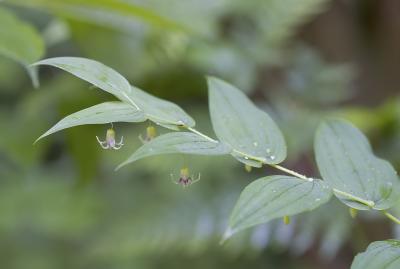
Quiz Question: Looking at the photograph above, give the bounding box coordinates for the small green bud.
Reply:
[245,164,252,172]
[349,208,358,219]
[139,126,157,143]
[283,215,290,225]
[146,126,157,140]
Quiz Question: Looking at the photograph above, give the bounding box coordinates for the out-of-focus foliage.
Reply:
[1,0,400,268]
[0,6,44,86]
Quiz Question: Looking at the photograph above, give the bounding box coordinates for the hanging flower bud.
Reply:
[283,215,290,225]
[171,167,200,188]
[245,164,252,172]
[349,208,358,219]
[96,128,124,150]
[139,126,157,143]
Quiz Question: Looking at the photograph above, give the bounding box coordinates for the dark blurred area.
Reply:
[0,0,399,268]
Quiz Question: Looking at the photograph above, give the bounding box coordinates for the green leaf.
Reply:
[36,102,145,142]
[128,86,195,130]
[0,7,45,87]
[225,175,332,240]
[314,119,400,210]
[33,57,132,100]
[117,132,230,169]
[351,240,400,269]
[33,57,195,130]
[208,76,286,166]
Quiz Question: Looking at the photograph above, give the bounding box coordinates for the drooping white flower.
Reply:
[96,128,123,150]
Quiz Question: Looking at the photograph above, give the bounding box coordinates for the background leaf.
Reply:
[0,7,44,87]
[117,132,230,169]
[225,175,332,239]
[229,0,329,49]
[314,119,400,210]
[351,240,400,269]
[6,0,192,34]
[36,101,145,141]
[208,76,287,166]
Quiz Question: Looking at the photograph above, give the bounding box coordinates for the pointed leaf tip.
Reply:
[36,102,145,141]
[220,227,234,244]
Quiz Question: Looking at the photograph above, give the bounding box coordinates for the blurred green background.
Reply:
[0,0,400,268]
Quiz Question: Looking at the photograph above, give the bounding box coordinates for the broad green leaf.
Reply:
[36,102,145,142]
[208,77,286,166]
[351,240,400,269]
[33,57,195,130]
[0,7,44,87]
[315,119,400,210]
[117,132,230,169]
[225,175,332,239]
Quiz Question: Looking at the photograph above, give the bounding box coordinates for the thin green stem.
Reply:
[122,92,141,111]
[185,127,382,210]
[231,148,267,163]
[186,127,218,143]
[269,164,310,181]
[332,188,375,208]
[383,210,400,225]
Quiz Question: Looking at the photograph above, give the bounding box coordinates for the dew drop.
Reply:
[244,156,249,160]
[266,148,271,154]
[272,189,277,193]
[315,198,321,202]
[253,142,258,147]
[270,155,276,160]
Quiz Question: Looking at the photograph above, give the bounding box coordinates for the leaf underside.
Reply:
[117,132,230,169]
[33,57,195,132]
[36,102,145,142]
[225,175,332,239]
[315,119,400,210]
